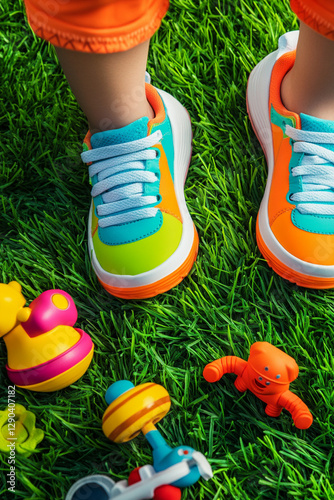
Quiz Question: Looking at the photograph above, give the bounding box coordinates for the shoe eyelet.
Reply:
[153,148,161,159]
[282,120,287,132]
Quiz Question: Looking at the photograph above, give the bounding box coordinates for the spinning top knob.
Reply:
[102,381,171,443]
[23,290,78,337]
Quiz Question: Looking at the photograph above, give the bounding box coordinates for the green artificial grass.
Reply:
[1,0,334,498]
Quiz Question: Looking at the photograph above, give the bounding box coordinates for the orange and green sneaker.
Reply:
[81,77,198,299]
[247,31,334,288]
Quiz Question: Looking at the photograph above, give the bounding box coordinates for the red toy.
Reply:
[203,342,313,429]
[128,467,181,500]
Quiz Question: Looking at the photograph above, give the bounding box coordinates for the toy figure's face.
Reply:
[247,342,299,396]
[0,282,26,337]
[247,364,289,395]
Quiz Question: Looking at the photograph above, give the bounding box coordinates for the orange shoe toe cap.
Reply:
[271,211,334,266]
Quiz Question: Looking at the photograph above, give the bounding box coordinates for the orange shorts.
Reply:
[23,0,334,55]
[24,0,169,53]
[291,0,334,39]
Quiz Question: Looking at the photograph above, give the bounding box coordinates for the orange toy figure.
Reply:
[203,342,313,430]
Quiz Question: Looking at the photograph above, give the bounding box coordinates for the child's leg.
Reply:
[24,0,167,132]
[247,0,334,289]
[281,21,334,120]
[23,0,198,300]
[281,0,334,119]
[55,42,154,134]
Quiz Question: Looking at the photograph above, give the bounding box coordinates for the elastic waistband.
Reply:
[291,0,334,39]
[23,0,170,53]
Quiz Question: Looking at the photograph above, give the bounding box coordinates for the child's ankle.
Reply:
[89,99,154,135]
[281,69,334,121]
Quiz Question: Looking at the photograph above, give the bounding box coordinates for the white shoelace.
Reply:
[286,125,334,215]
[81,130,162,227]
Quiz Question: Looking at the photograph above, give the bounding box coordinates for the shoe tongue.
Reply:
[300,113,334,134]
[90,117,149,149]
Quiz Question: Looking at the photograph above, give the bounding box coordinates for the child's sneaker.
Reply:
[247,31,334,288]
[81,79,198,299]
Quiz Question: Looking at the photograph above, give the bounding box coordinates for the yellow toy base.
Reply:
[17,346,94,392]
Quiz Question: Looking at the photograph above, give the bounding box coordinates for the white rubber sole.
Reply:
[248,30,334,280]
[88,87,196,291]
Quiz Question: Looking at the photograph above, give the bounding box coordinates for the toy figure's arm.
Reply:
[203,356,247,383]
[278,390,313,429]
